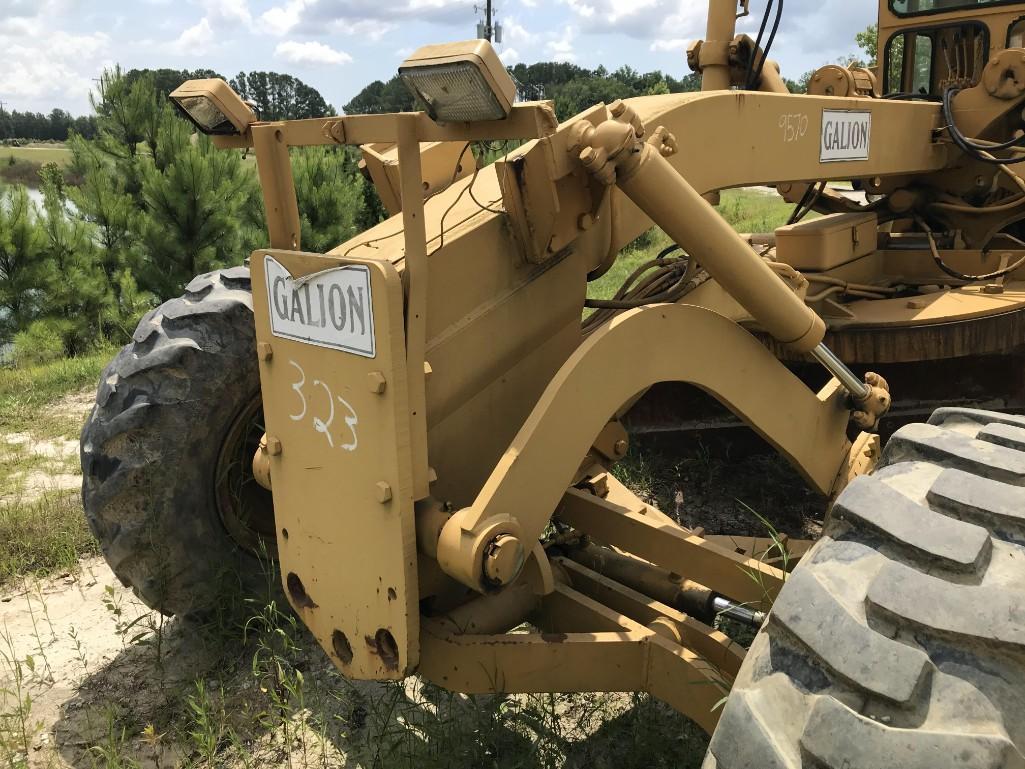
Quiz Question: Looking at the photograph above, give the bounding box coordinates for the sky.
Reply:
[0,0,877,116]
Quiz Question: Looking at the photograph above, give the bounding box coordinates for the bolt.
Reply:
[578,213,594,231]
[907,299,927,310]
[613,438,628,457]
[266,436,283,456]
[483,534,526,587]
[580,147,598,165]
[983,283,1005,294]
[428,466,438,484]
[423,361,433,380]
[375,481,393,504]
[257,342,273,362]
[367,371,387,394]
[609,100,626,117]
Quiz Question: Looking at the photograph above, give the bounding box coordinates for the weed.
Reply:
[0,492,99,587]
[0,627,42,768]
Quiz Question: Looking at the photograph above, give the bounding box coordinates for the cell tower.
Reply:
[474,1,502,44]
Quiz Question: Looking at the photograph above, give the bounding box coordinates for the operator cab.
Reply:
[880,0,1025,96]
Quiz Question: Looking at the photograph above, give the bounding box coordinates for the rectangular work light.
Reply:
[169,79,257,136]
[399,40,516,123]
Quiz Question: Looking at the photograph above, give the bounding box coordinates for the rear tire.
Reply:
[81,267,275,618]
[706,408,1025,769]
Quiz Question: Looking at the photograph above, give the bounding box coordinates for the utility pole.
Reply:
[475,1,501,43]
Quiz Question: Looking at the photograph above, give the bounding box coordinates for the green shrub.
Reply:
[12,318,70,367]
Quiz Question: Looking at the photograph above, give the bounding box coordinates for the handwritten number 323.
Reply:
[287,360,358,451]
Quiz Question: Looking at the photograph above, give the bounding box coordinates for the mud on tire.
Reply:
[705,407,1025,769]
[81,266,275,618]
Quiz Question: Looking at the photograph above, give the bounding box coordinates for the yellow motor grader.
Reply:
[82,0,1025,765]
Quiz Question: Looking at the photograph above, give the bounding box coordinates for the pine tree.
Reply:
[35,163,116,354]
[136,107,262,297]
[0,185,49,340]
[292,147,369,253]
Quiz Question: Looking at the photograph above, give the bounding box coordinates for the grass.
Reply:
[0,492,99,585]
[1,144,76,188]
[0,346,116,437]
[0,347,115,587]
[2,144,73,167]
[588,188,794,301]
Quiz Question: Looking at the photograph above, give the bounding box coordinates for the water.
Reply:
[19,185,77,213]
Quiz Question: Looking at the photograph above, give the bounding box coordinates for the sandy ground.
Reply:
[0,388,94,503]
[0,559,170,767]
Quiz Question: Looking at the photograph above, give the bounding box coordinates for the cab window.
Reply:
[891,0,1017,17]
[885,22,987,94]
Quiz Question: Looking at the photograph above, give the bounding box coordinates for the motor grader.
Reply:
[82,0,1025,765]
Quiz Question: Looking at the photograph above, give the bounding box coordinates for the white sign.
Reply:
[264,255,376,358]
[820,110,871,163]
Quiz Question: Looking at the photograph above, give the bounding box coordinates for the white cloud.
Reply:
[650,38,688,53]
[501,46,521,64]
[197,0,253,27]
[561,0,704,41]
[0,29,109,103]
[275,39,353,65]
[343,19,396,41]
[547,25,576,63]
[259,0,309,35]
[169,17,215,54]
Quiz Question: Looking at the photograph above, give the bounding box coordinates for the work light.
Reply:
[169,79,257,135]
[399,40,516,123]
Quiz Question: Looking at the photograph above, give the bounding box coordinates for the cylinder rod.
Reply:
[711,596,766,628]
[811,343,871,400]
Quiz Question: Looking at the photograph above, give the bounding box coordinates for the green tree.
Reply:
[0,186,48,340]
[230,72,334,120]
[856,24,879,67]
[136,108,262,297]
[91,67,162,160]
[291,147,369,253]
[35,163,116,354]
[343,76,417,115]
[125,68,224,98]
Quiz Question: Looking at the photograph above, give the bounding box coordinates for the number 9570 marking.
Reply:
[287,360,358,451]
[779,113,809,143]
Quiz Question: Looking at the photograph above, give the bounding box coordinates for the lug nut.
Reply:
[483,534,525,587]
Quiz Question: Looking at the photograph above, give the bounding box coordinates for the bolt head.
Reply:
[483,535,525,587]
[257,342,273,362]
[613,439,628,457]
[578,213,594,231]
[367,371,387,394]
[375,481,393,504]
[266,436,283,456]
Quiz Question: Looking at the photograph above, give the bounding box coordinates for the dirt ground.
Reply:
[0,394,825,769]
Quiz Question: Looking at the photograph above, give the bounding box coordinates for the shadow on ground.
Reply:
[51,601,709,769]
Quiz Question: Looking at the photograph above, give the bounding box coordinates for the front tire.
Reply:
[81,267,274,618]
[705,408,1025,768]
